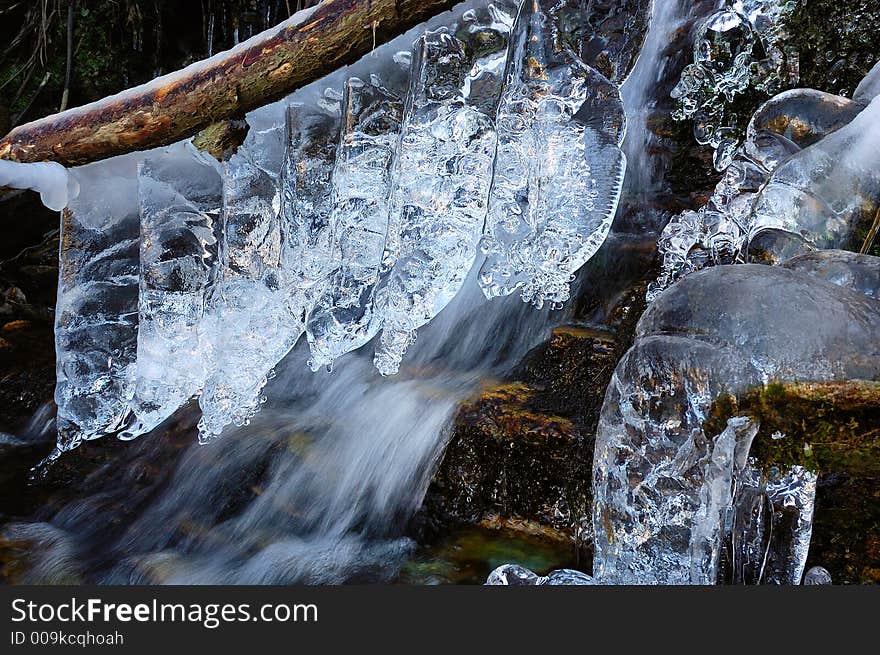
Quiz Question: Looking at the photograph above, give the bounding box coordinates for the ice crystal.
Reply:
[672,1,800,170]
[478,0,626,308]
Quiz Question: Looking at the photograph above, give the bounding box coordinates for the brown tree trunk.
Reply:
[0,0,456,167]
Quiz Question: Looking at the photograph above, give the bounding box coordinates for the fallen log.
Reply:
[0,0,456,167]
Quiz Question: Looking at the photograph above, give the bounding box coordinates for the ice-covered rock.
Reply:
[478,0,626,308]
[853,59,880,104]
[485,563,545,585]
[802,565,832,585]
[595,265,880,584]
[749,95,880,260]
[543,568,595,585]
[781,250,880,300]
[485,564,595,585]
[650,84,872,300]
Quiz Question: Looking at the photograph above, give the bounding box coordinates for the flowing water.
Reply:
[1,0,727,585]
[4,267,570,583]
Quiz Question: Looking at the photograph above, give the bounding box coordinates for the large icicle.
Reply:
[306,74,406,371]
[478,0,626,308]
[373,4,516,376]
[198,94,342,440]
[54,154,146,453]
[123,143,223,439]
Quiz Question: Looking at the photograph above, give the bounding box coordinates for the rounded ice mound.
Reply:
[0,159,79,211]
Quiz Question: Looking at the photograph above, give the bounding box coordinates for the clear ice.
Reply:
[54,154,146,453]
[671,1,801,170]
[478,0,626,308]
[749,95,880,258]
[373,9,514,376]
[198,95,342,440]
[650,83,874,300]
[306,75,405,371]
[485,563,595,585]
[125,143,223,439]
[803,566,832,585]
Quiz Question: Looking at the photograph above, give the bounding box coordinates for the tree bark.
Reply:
[0,0,456,167]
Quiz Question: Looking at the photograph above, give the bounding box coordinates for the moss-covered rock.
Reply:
[705,379,880,583]
[789,0,880,97]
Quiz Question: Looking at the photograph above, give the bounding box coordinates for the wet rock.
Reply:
[421,243,649,557]
[0,522,83,585]
[596,263,880,584]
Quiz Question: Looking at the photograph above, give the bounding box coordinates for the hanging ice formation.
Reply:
[650,60,880,301]
[671,0,801,170]
[477,0,627,308]
[372,16,511,376]
[34,0,637,450]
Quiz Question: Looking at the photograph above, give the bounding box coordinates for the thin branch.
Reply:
[59,0,75,112]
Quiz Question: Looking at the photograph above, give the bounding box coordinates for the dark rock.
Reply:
[420,241,650,559]
[789,0,880,97]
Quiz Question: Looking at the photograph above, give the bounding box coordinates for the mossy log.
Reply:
[0,0,455,167]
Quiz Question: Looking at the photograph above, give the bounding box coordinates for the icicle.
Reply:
[53,154,146,453]
[478,0,626,309]
[124,143,223,440]
[306,75,405,371]
[198,94,341,440]
[373,5,515,376]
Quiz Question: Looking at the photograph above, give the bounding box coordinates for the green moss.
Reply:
[705,380,880,476]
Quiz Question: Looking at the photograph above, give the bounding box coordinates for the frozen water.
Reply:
[853,59,880,104]
[373,11,514,376]
[728,462,817,584]
[595,265,880,584]
[593,335,763,584]
[781,250,880,300]
[198,96,342,441]
[124,143,222,440]
[803,566,832,585]
[486,564,596,586]
[650,86,866,299]
[53,153,148,453]
[485,563,545,585]
[749,95,880,258]
[306,75,405,371]
[478,0,626,308]
[0,159,78,211]
[689,416,758,585]
[544,568,596,585]
[485,564,595,585]
[672,1,800,170]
